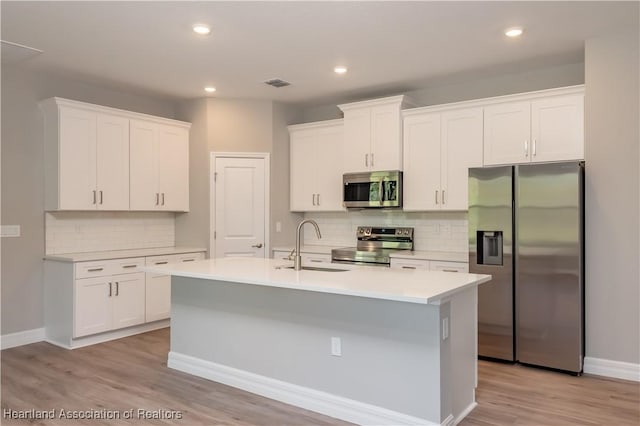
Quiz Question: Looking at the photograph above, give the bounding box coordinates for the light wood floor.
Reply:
[2,328,638,425]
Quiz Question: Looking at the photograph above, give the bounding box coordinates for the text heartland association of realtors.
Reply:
[3,408,183,420]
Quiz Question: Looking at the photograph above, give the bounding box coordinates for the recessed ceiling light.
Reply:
[505,27,524,38]
[334,66,348,74]
[193,24,211,35]
[204,87,216,93]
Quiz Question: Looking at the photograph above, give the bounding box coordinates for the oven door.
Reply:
[343,171,402,208]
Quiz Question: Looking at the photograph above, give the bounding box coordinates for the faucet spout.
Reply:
[294,219,322,271]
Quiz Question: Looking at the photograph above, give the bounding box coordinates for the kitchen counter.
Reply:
[159,257,489,425]
[145,257,489,305]
[271,244,339,255]
[44,246,207,262]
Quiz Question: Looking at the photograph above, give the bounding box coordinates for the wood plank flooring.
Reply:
[1,328,638,425]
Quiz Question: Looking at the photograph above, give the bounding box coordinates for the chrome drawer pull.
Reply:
[122,265,137,269]
[87,267,103,272]
[182,259,195,262]
[402,266,416,270]
[155,261,168,265]
[442,269,458,273]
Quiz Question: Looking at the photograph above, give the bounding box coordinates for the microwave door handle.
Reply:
[379,178,384,205]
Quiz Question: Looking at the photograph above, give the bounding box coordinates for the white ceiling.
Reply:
[2,1,637,106]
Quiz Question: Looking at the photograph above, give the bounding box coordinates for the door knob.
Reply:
[252,243,263,248]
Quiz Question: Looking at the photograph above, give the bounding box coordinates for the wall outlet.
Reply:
[0,225,21,238]
[276,221,282,232]
[331,337,342,356]
[442,317,449,341]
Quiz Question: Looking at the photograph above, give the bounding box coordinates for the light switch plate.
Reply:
[1,225,21,237]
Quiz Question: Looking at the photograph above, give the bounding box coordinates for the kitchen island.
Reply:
[145,258,491,426]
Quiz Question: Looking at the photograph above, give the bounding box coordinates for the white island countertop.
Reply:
[145,257,490,305]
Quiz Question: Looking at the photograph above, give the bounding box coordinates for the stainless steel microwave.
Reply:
[343,170,403,208]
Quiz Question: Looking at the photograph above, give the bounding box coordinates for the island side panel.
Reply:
[170,276,443,422]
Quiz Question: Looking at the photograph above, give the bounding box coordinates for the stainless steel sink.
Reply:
[276,265,348,272]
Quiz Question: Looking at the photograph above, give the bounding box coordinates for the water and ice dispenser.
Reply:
[476,231,503,265]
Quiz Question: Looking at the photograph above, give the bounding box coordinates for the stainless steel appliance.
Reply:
[343,170,402,209]
[469,162,584,374]
[332,226,413,266]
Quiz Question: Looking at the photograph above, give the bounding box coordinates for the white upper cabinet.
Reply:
[289,120,344,212]
[402,107,483,211]
[129,120,190,212]
[339,95,414,173]
[41,99,130,210]
[483,88,584,166]
[40,97,190,212]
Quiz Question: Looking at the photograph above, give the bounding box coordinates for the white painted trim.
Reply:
[168,351,438,426]
[402,85,585,117]
[584,357,640,382]
[338,94,417,112]
[1,328,45,350]
[210,152,271,260]
[440,414,455,426]
[288,118,344,132]
[452,402,478,425]
[46,320,170,350]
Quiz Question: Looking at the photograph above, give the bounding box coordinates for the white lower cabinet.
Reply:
[145,252,205,322]
[430,261,469,273]
[391,257,468,272]
[74,271,145,338]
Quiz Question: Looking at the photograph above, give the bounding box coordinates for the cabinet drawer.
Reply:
[75,260,113,279]
[273,250,292,261]
[301,253,332,266]
[430,261,468,273]
[111,258,145,275]
[145,255,174,267]
[175,252,205,263]
[390,258,430,270]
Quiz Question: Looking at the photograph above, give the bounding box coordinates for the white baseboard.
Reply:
[1,328,45,350]
[584,357,640,382]
[47,320,170,350]
[452,402,477,425]
[168,351,440,426]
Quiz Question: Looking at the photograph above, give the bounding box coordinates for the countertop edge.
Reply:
[44,246,207,263]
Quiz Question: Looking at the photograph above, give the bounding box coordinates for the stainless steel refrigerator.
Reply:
[469,162,584,374]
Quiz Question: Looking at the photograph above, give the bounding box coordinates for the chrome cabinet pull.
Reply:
[442,190,446,205]
[155,193,159,206]
[365,153,369,167]
[182,258,195,262]
[402,266,416,270]
[92,190,97,205]
[524,140,529,157]
[154,261,168,265]
[312,194,316,206]
[252,243,263,248]
[99,190,103,204]
[115,282,119,296]
[87,267,103,272]
[310,259,322,263]
[317,194,320,206]
[108,282,112,297]
[161,193,165,206]
[371,153,374,167]
[122,265,137,269]
[435,190,439,204]
[533,139,537,157]
[442,269,459,273]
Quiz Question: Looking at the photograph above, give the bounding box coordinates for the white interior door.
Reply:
[214,156,267,258]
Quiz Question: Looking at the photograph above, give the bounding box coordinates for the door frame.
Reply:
[209,152,271,259]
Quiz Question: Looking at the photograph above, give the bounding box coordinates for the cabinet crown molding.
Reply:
[337,94,417,112]
[38,97,191,129]
[288,118,344,133]
[402,85,584,117]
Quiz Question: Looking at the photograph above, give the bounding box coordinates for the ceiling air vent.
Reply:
[264,78,291,88]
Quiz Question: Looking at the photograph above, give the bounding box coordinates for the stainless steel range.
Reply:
[331,226,414,267]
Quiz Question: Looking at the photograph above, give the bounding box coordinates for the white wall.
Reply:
[1,65,178,334]
[584,27,639,365]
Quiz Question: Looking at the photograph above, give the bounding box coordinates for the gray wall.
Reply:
[1,65,177,334]
[584,26,640,365]
[174,98,302,256]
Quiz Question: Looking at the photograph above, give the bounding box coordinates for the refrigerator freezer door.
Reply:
[469,166,514,361]
[516,162,584,373]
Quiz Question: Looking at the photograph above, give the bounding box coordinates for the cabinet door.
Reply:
[371,103,402,170]
[531,94,584,163]
[390,258,430,270]
[130,119,158,210]
[484,102,531,166]
[157,124,189,211]
[343,109,371,173]
[145,272,171,322]
[290,130,318,211]
[441,108,483,210]
[402,112,441,211]
[315,125,344,211]
[58,106,97,210]
[96,114,130,210]
[112,272,146,329]
[74,276,111,338]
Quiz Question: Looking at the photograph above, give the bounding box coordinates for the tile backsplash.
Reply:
[302,211,468,253]
[45,212,175,254]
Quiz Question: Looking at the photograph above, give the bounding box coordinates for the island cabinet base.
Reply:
[169,276,478,426]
